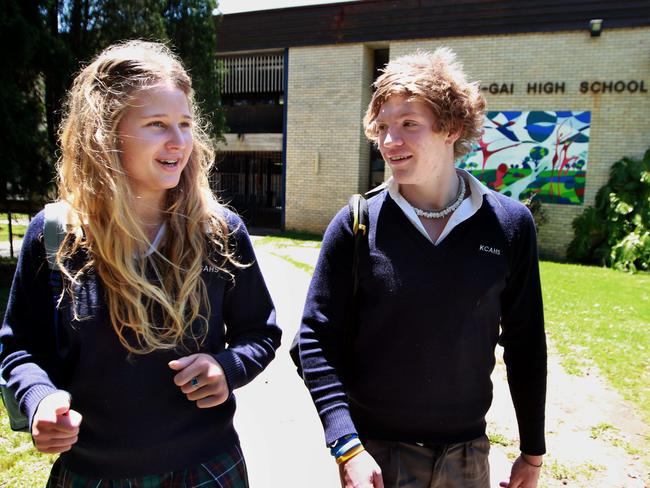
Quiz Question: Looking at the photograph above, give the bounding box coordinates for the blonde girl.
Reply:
[0,40,281,487]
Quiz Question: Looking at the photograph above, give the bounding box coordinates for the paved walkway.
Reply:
[0,239,22,259]
[234,246,341,487]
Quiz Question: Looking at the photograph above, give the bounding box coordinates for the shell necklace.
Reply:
[411,174,466,219]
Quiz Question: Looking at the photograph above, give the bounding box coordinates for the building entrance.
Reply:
[214,151,283,230]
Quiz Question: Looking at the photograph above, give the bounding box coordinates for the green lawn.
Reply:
[0,257,648,485]
[0,213,29,242]
[540,261,650,424]
[0,422,56,487]
[254,231,322,248]
[0,223,27,242]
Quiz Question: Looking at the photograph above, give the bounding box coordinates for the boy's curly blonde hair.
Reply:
[364,48,486,159]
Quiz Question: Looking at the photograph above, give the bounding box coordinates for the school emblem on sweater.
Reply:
[479,244,501,256]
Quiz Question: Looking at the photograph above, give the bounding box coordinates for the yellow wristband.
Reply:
[335,444,365,465]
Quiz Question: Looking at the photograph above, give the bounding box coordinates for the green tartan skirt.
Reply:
[46,444,248,488]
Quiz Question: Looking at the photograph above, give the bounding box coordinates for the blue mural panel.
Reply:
[457,111,591,204]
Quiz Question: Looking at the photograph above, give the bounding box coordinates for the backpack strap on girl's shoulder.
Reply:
[43,202,70,271]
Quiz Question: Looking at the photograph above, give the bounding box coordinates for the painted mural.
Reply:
[457,111,590,204]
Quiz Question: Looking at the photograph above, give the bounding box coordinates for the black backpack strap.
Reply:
[348,194,368,298]
[341,194,369,376]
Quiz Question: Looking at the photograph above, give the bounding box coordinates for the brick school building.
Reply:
[215,0,649,258]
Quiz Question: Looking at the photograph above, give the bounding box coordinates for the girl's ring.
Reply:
[191,377,199,387]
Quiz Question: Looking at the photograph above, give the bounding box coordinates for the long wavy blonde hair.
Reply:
[57,40,236,354]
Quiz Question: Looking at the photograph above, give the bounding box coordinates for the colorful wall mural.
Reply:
[457,111,590,204]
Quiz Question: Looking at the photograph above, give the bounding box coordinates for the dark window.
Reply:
[368,48,389,190]
[213,151,283,229]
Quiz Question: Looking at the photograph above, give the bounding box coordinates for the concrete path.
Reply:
[234,246,341,487]
[235,242,512,487]
[0,239,22,259]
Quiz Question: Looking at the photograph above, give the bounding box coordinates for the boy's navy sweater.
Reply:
[0,210,281,478]
[299,189,546,455]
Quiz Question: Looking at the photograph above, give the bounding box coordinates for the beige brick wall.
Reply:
[284,28,650,257]
[285,44,373,233]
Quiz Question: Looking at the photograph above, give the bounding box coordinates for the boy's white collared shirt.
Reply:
[387,169,490,245]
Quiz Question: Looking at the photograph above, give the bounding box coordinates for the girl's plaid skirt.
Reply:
[46,444,248,488]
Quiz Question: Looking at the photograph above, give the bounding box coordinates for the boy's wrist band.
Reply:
[335,444,365,465]
[521,455,543,468]
[329,433,359,455]
[332,437,362,458]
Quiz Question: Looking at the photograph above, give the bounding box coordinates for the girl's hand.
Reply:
[168,353,229,408]
[32,391,82,454]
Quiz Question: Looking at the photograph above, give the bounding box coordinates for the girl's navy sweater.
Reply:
[299,190,547,455]
[0,210,281,478]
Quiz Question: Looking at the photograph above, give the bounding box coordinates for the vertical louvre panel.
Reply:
[219,54,284,94]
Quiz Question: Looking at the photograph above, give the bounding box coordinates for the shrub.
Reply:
[567,149,650,272]
[522,193,547,231]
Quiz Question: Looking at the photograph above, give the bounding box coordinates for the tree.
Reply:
[164,0,224,133]
[93,0,168,49]
[70,0,224,135]
[0,1,60,201]
[2,0,224,203]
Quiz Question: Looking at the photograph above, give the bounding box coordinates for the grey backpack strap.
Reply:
[43,202,69,270]
[1,202,69,433]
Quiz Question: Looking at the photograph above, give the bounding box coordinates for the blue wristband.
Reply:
[329,433,357,454]
[332,436,362,458]
[329,434,358,456]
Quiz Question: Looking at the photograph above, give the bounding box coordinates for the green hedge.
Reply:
[568,149,650,272]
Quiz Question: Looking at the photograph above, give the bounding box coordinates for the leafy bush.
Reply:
[522,194,548,231]
[567,149,650,272]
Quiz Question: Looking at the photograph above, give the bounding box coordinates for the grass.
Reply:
[545,459,604,483]
[540,261,650,425]
[589,421,643,457]
[0,419,55,487]
[254,232,322,274]
[0,223,26,242]
[487,431,512,447]
[269,252,316,274]
[254,232,322,248]
[590,422,617,439]
[0,213,29,243]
